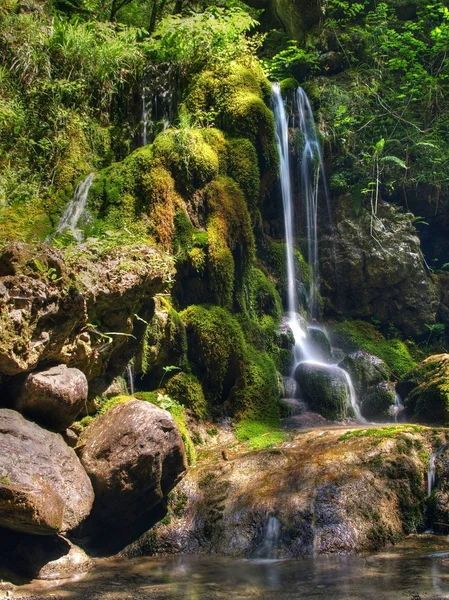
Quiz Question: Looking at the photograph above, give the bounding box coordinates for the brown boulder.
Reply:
[0,409,94,535]
[78,400,187,530]
[11,364,88,431]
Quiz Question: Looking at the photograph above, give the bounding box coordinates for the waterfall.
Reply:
[126,362,135,396]
[142,91,148,147]
[255,515,281,559]
[55,173,95,241]
[392,393,404,423]
[272,83,364,422]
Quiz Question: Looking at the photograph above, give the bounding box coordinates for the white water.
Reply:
[256,515,281,559]
[55,173,95,241]
[427,444,447,498]
[142,91,148,146]
[392,392,405,423]
[272,83,364,422]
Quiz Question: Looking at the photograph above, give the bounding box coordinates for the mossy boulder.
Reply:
[307,326,332,362]
[361,382,396,421]
[397,354,449,424]
[294,363,353,420]
[331,320,416,379]
[165,373,208,419]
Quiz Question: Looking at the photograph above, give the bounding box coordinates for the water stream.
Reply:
[54,173,95,241]
[126,362,135,396]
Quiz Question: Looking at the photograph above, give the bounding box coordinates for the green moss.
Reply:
[227,138,260,209]
[54,118,91,191]
[400,354,449,424]
[263,239,311,307]
[246,266,282,322]
[135,391,195,464]
[181,304,246,403]
[153,127,219,192]
[165,372,208,419]
[339,425,426,441]
[141,297,188,377]
[205,176,254,308]
[173,209,195,261]
[234,419,287,449]
[279,78,299,97]
[274,347,294,376]
[332,320,416,378]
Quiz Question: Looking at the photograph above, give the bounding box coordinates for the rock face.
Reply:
[294,362,352,420]
[361,382,396,421]
[0,409,94,535]
[0,242,173,380]
[78,400,188,530]
[397,354,449,424]
[320,199,439,337]
[123,426,431,558]
[11,364,88,431]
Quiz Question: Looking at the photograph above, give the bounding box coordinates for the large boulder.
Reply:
[360,382,396,422]
[320,199,439,337]
[294,362,354,420]
[78,400,188,531]
[0,409,94,535]
[397,354,449,424]
[10,364,88,431]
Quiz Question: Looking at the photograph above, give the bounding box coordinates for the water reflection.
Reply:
[9,535,449,600]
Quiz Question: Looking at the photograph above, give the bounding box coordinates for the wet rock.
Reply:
[11,364,88,431]
[318,51,345,74]
[0,529,94,580]
[361,382,396,421]
[307,326,332,362]
[338,351,391,396]
[294,362,352,420]
[283,376,298,398]
[123,427,430,558]
[0,409,94,535]
[320,199,439,337]
[397,354,449,424]
[78,400,188,531]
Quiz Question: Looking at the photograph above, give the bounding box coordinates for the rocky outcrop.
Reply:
[10,364,87,431]
[0,409,94,535]
[78,400,188,531]
[397,354,449,424]
[294,362,353,419]
[0,242,173,380]
[320,199,439,337]
[123,426,432,558]
[361,381,396,421]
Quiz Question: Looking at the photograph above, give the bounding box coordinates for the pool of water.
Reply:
[6,535,449,600]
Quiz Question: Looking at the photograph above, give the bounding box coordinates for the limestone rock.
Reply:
[11,364,88,431]
[0,529,94,580]
[397,354,449,423]
[294,362,352,420]
[78,400,188,530]
[0,409,94,535]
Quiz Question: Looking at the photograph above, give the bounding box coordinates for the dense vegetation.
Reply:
[1,0,449,445]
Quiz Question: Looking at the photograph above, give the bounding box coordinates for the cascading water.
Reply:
[55,173,95,241]
[126,362,135,396]
[272,83,364,422]
[392,392,405,423]
[142,91,148,146]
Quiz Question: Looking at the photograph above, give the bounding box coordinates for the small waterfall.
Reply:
[428,453,437,498]
[55,173,95,241]
[392,393,404,423]
[256,515,281,559]
[142,91,148,146]
[272,83,363,422]
[126,362,135,396]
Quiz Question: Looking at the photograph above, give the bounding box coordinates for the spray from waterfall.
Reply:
[55,173,95,241]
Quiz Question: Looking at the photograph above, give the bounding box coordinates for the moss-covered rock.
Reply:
[331,320,416,379]
[338,351,392,396]
[397,354,449,424]
[246,266,282,322]
[361,382,396,421]
[294,362,353,420]
[165,372,208,419]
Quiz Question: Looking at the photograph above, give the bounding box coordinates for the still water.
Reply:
[8,535,449,600]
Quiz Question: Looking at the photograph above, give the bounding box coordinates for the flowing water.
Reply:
[54,173,95,241]
[7,536,449,600]
[272,84,363,421]
[126,362,135,396]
